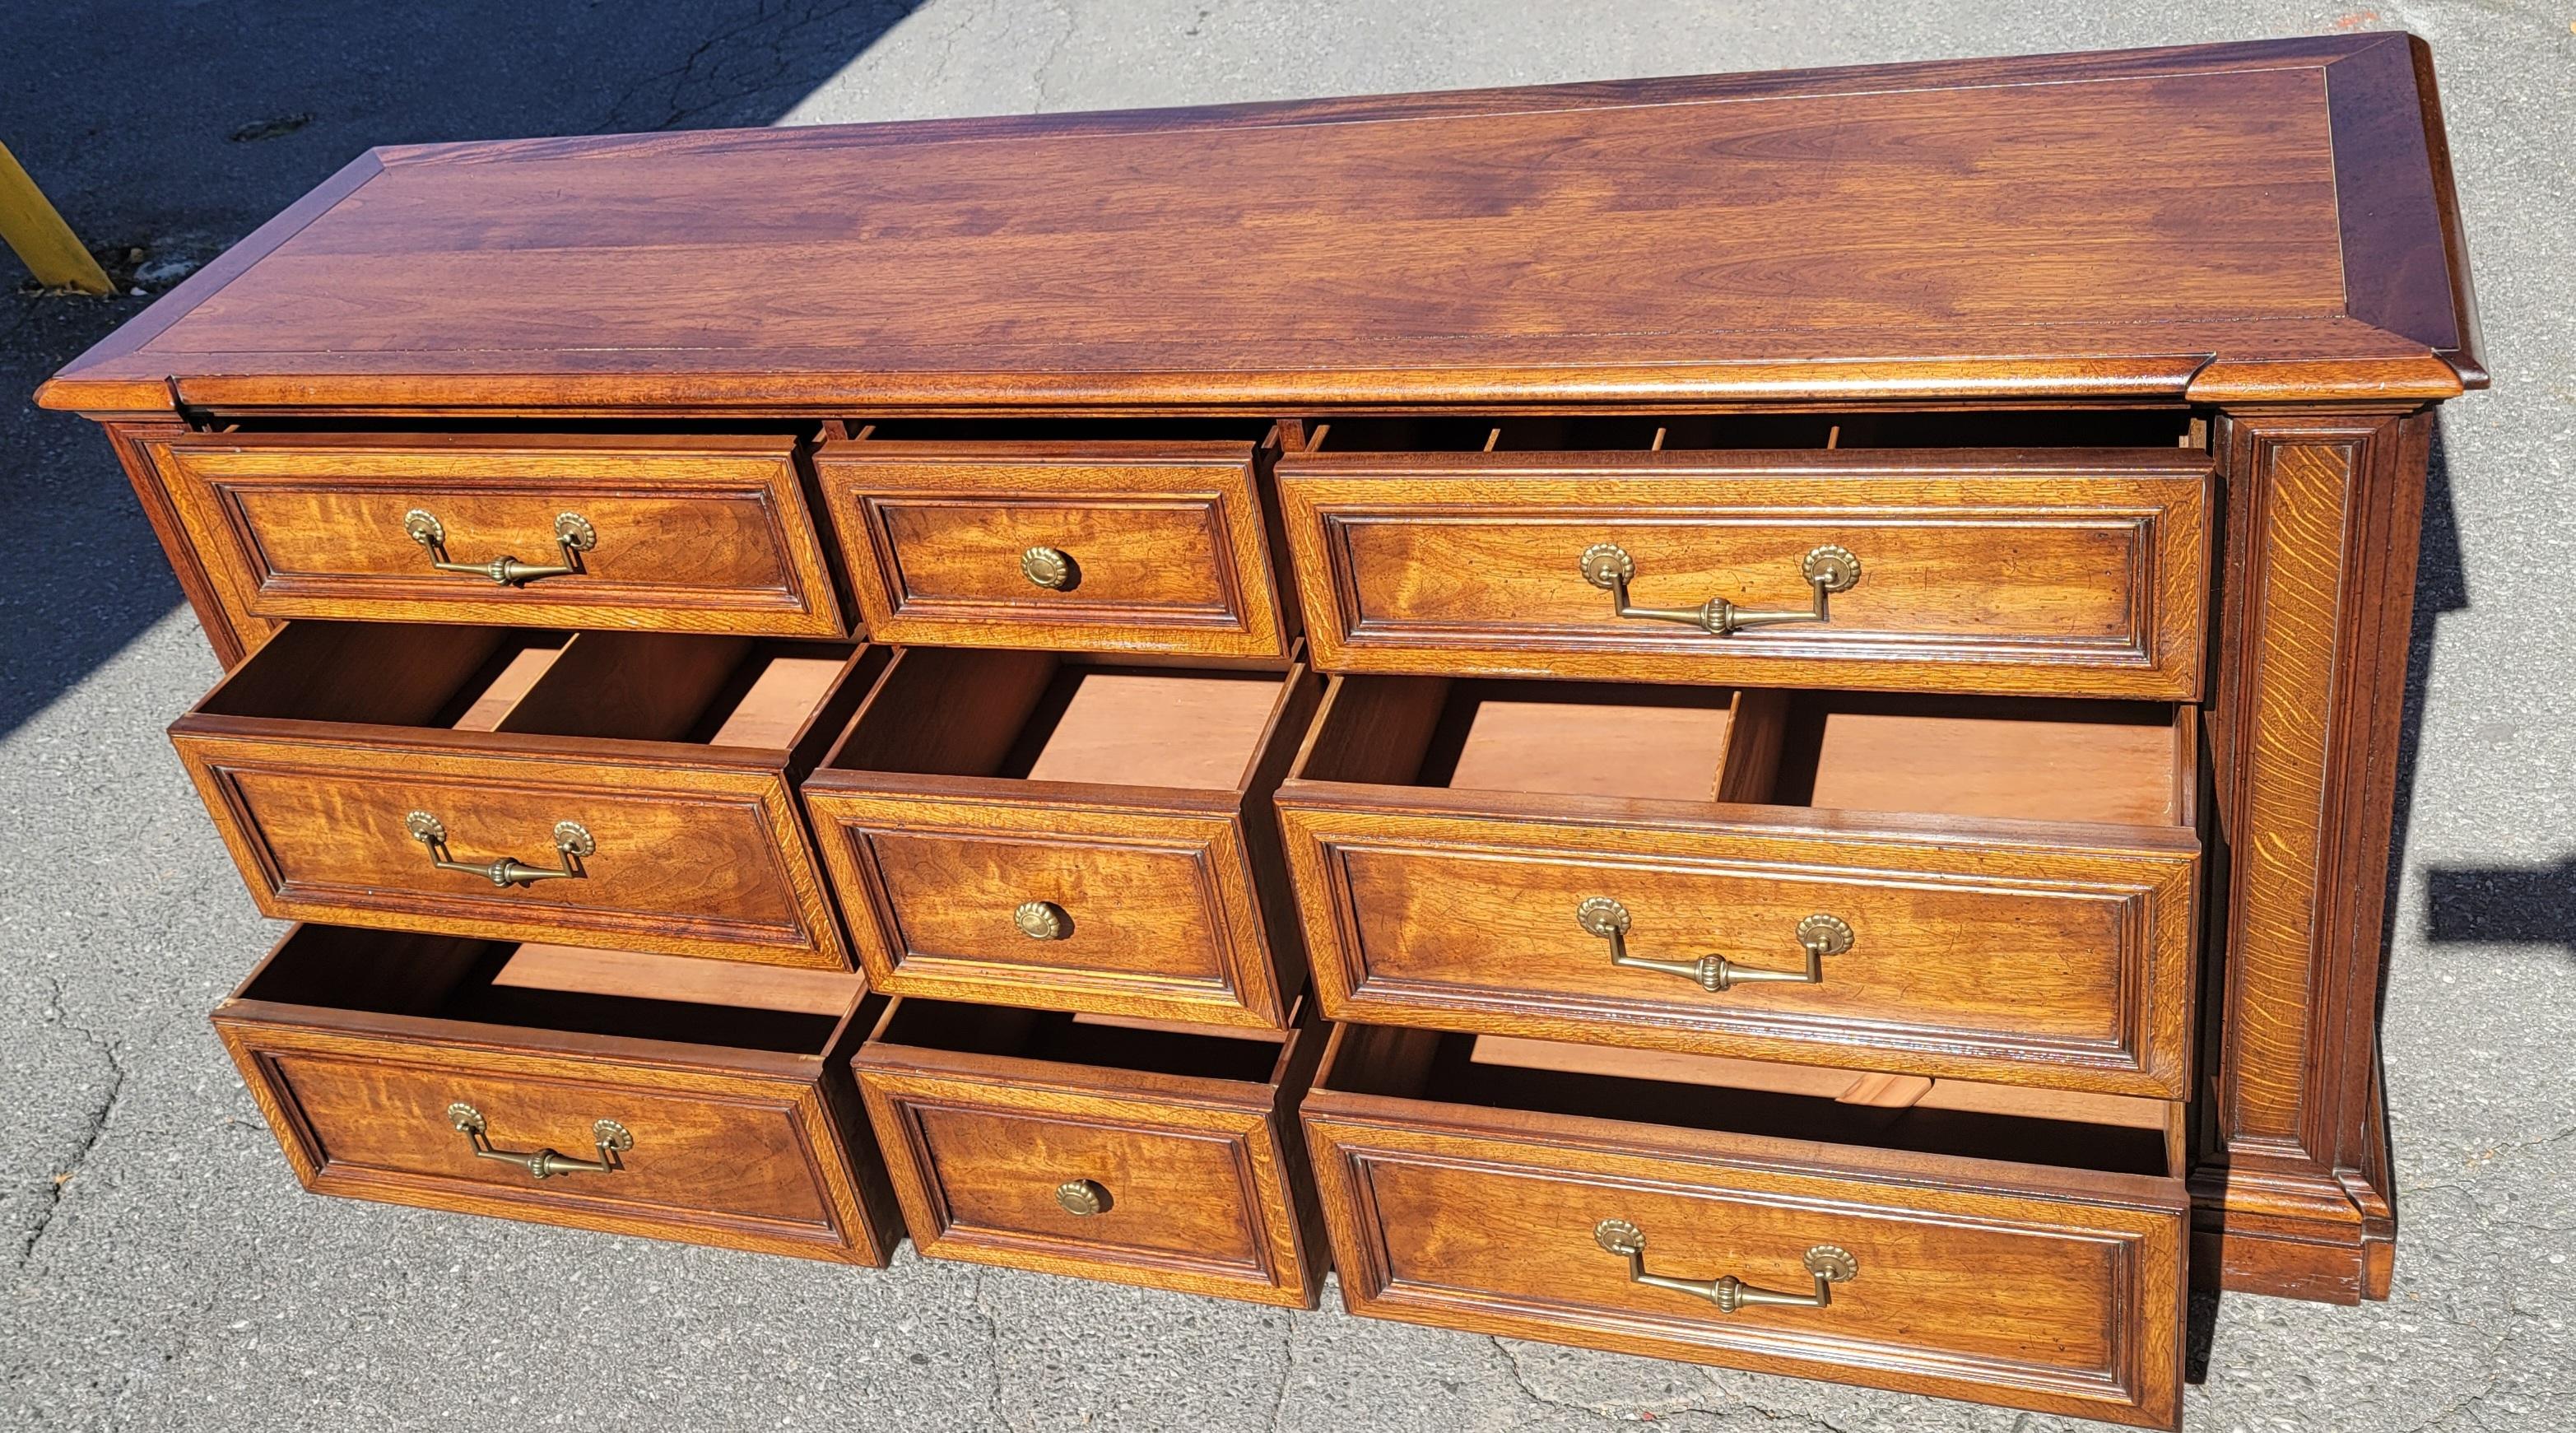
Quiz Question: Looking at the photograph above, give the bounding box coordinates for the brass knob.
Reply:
[1021,546,1074,590]
[1057,1179,1108,1216]
[1014,900,1069,940]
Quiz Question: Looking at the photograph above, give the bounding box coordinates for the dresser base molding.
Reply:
[2192,1063,2397,1304]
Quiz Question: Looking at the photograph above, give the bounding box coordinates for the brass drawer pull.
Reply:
[1057,1179,1110,1216]
[1594,1219,1856,1312]
[403,508,597,586]
[405,811,594,886]
[1579,542,1859,635]
[446,1102,632,1180]
[1021,546,1076,590]
[1578,898,1852,992]
[1014,900,1070,940]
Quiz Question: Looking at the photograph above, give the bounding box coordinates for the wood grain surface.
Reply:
[145,432,845,635]
[854,998,1327,1305]
[1303,1026,2186,1427]
[40,35,2474,415]
[1277,450,2211,697]
[803,649,1318,1026]
[816,438,1290,656]
[214,924,900,1265]
[171,624,875,969]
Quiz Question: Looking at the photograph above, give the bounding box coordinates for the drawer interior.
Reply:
[872,996,1289,1083]
[201,621,867,753]
[823,646,1291,792]
[1297,409,2198,454]
[240,925,862,1054]
[1299,677,2193,829]
[1322,1026,2179,1179]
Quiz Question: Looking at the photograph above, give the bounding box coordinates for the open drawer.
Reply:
[853,997,1328,1306]
[170,621,879,969]
[142,431,846,635]
[801,646,1318,1029]
[1275,678,2199,1096]
[813,421,1294,658]
[1275,414,2211,700]
[213,925,900,1264]
[1304,1028,2187,1428]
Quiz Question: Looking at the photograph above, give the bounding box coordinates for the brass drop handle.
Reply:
[1580,542,1858,635]
[404,508,597,585]
[1578,898,1852,992]
[1057,1179,1109,1216]
[405,811,594,886]
[1021,546,1075,590]
[1595,1220,1856,1312]
[447,1102,631,1180]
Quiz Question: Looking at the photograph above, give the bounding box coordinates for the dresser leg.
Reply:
[2191,406,2430,1304]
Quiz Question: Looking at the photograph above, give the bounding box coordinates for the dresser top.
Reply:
[41,33,2480,416]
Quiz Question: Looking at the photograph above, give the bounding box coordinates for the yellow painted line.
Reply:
[0,142,113,294]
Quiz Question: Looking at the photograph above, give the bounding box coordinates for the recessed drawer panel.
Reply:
[171,621,877,969]
[1304,1026,2187,1428]
[214,926,899,1263]
[853,997,1328,1305]
[1276,448,2211,698]
[816,437,1291,657]
[148,432,846,635]
[1276,677,2200,1096]
[802,646,1316,1028]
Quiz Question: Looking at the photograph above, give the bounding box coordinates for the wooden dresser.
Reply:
[39,33,2480,1429]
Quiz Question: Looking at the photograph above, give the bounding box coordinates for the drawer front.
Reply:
[804,792,1292,1028]
[173,731,849,969]
[816,443,1289,656]
[1276,458,2209,697]
[216,1021,888,1263]
[855,1061,1318,1305]
[1276,803,2197,1097]
[1304,1105,2184,1428]
[150,434,844,635]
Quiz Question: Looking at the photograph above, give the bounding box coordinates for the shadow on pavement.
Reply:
[2,0,922,736]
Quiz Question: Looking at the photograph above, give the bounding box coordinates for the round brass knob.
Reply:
[1056,1179,1108,1216]
[1021,546,1074,590]
[1014,900,1069,941]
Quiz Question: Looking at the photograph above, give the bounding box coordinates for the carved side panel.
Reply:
[2199,407,2430,1300]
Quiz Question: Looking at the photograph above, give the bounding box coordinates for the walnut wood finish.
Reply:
[212,924,902,1264]
[143,432,846,637]
[802,646,1316,1028]
[853,998,1328,1305]
[1303,1025,2188,1428]
[36,30,2487,1377]
[38,36,2474,416]
[1276,677,2201,1096]
[815,436,1292,658]
[2188,408,2431,1303]
[1276,449,2212,698]
[171,623,876,969]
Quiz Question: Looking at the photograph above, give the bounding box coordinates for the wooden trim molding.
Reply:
[2192,406,2430,1302]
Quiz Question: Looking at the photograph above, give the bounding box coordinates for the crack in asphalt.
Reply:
[15,976,127,1271]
